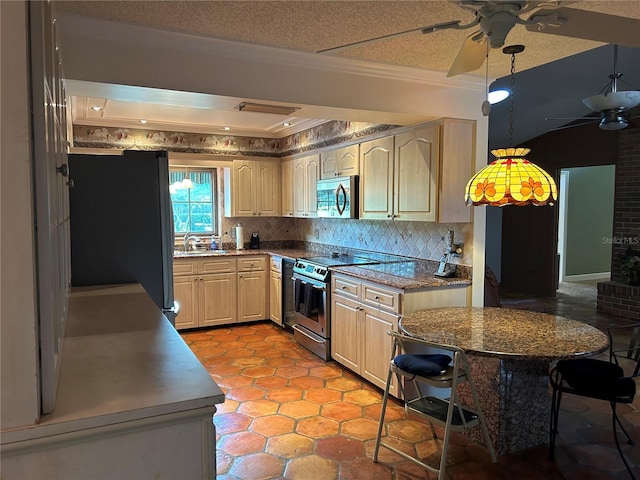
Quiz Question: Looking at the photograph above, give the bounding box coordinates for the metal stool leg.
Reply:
[549,385,562,460]
[373,366,394,463]
[611,402,636,480]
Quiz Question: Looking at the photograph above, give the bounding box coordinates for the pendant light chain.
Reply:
[508,50,516,147]
[465,44,558,207]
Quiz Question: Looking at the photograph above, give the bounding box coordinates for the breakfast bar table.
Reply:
[399,307,609,455]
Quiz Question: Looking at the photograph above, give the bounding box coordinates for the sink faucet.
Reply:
[183,232,200,251]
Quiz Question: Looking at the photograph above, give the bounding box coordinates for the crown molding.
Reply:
[56,12,487,93]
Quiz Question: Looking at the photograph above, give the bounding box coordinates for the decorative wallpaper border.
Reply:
[72,121,396,157]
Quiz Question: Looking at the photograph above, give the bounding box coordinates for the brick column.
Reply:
[597,128,640,320]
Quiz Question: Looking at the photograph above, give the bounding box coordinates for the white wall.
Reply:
[1,0,40,429]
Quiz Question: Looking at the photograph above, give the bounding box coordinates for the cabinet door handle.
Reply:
[374,296,380,300]
[387,214,392,218]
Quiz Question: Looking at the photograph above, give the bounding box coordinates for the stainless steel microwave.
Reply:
[317,176,358,219]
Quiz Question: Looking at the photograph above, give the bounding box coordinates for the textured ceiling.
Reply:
[56,1,640,77]
[56,0,640,142]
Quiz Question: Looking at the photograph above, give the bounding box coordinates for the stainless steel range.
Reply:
[292,254,378,360]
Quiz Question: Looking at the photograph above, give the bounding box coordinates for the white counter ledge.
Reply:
[2,284,224,479]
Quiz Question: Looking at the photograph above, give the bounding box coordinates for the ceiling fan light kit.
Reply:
[582,91,640,113]
[581,46,640,130]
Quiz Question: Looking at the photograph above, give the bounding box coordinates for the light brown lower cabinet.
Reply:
[331,275,401,397]
[173,255,268,330]
[331,272,471,398]
[269,256,283,326]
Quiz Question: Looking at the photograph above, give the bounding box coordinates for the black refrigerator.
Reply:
[69,150,176,324]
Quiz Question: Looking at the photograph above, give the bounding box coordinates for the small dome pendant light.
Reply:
[465,45,557,207]
[181,167,193,189]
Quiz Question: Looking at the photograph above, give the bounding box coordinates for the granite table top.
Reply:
[399,307,609,361]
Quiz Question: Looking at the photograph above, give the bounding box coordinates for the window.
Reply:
[169,169,217,234]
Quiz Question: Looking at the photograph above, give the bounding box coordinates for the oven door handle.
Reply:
[291,277,327,291]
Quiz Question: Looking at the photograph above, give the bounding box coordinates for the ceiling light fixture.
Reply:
[465,45,557,207]
[223,126,231,131]
[181,168,193,189]
[139,119,148,124]
[582,45,640,131]
[488,89,510,105]
[236,102,300,116]
[283,122,291,127]
[91,105,103,111]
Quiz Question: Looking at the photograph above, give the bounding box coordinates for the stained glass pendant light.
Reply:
[465,45,557,207]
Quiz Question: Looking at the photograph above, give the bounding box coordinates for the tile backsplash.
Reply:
[221,216,473,265]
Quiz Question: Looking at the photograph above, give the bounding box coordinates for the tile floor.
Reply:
[181,281,640,480]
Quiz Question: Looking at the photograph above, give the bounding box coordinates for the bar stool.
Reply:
[373,331,496,480]
[549,323,640,480]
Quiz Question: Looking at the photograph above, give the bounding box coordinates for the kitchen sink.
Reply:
[174,250,229,257]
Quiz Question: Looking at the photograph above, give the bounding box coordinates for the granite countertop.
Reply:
[332,262,472,290]
[174,248,314,261]
[399,306,609,361]
[174,248,472,290]
[3,284,225,443]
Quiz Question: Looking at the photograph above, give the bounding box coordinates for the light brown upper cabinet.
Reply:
[320,144,359,179]
[225,159,281,217]
[293,154,319,218]
[281,158,294,217]
[436,119,475,223]
[359,119,474,223]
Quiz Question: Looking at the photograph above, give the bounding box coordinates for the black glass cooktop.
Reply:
[301,255,379,267]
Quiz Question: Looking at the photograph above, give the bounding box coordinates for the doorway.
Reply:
[557,165,615,299]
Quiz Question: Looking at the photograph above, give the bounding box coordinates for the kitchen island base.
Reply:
[459,356,551,455]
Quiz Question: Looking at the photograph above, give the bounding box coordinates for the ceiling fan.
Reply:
[318,1,640,77]
[547,45,640,131]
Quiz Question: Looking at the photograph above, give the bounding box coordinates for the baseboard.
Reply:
[562,272,610,282]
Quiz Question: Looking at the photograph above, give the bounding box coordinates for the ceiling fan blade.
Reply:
[526,7,640,48]
[317,20,464,54]
[547,119,599,132]
[544,116,599,121]
[447,31,487,77]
